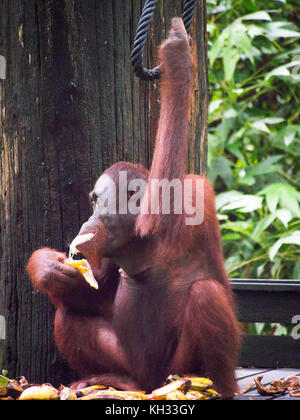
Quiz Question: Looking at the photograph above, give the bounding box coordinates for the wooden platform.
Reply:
[235,368,300,400]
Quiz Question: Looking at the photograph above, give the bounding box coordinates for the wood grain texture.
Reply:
[0,0,208,384]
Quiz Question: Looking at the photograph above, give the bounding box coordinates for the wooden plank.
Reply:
[232,279,300,291]
[237,370,270,392]
[246,368,300,384]
[235,368,271,380]
[233,279,300,372]
[232,279,300,323]
[235,395,273,400]
[239,335,300,368]
[236,368,300,400]
[233,289,300,323]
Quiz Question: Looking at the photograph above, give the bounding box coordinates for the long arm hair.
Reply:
[135,18,194,244]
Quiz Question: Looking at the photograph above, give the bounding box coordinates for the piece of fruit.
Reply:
[74,385,107,398]
[19,384,59,400]
[149,379,191,400]
[166,391,188,400]
[65,258,98,290]
[59,386,77,400]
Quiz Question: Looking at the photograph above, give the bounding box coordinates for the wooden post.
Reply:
[0,0,208,384]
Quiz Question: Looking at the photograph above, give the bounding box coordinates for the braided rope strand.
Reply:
[182,0,196,34]
[130,0,196,81]
[130,0,160,81]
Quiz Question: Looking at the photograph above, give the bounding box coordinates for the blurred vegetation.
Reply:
[207,0,300,282]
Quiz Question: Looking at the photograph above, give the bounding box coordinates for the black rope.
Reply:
[182,0,196,34]
[130,0,196,81]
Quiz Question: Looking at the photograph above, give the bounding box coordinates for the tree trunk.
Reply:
[0,0,208,385]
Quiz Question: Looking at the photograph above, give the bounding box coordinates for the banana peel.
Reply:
[65,258,98,290]
[186,389,221,400]
[0,375,23,399]
[149,378,191,400]
[66,233,98,290]
[104,390,148,400]
[19,384,59,400]
[254,376,285,397]
[166,391,188,400]
[59,386,77,400]
[186,391,210,400]
[166,375,221,400]
[74,384,108,398]
[187,377,213,391]
[0,374,221,400]
[7,380,24,399]
[79,391,127,400]
[0,386,7,397]
[167,375,213,391]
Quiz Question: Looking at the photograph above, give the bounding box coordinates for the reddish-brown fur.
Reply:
[27,19,240,398]
[136,20,193,245]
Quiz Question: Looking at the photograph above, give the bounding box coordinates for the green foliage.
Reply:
[207,0,300,280]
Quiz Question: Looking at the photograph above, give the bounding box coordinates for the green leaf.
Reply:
[255,323,265,335]
[265,66,290,80]
[216,191,243,211]
[261,117,285,125]
[247,156,283,177]
[247,323,259,335]
[231,23,253,62]
[248,25,265,38]
[225,255,241,271]
[250,121,271,133]
[226,142,247,165]
[275,209,292,228]
[257,263,266,278]
[269,231,300,261]
[239,12,272,22]
[274,125,300,146]
[271,257,281,277]
[238,174,256,186]
[222,195,263,213]
[209,99,223,114]
[262,22,300,39]
[221,220,253,233]
[272,324,288,336]
[223,232,242,241]
[0,374,10,387]
[208,156,233,188]
[252,213,277,242]
[293,261,300,280]
[280,187,300,218]
[209,31,227,66]
[259,184,281,212]
[259,183,300,217]
[223,45,240,81]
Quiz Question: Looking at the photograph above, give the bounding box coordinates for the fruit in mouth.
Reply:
[66,234,98,290]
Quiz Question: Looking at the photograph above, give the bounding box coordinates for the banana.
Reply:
[185,390,210,400]
[19,384,59,400]
[167,375,213,391]
[186,377,213,391]
[166,391,188,400]
[65,258,98,290]
[59,386,77,400]
[74,385,108,398]
[149,379,191,400]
